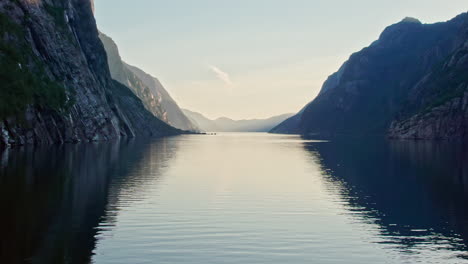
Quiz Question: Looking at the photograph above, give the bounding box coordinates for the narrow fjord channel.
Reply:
[1,133,467,263]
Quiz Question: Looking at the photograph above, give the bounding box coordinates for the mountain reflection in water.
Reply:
[1,134,467,263]
[304,139,468,260]
[0,138,178,264]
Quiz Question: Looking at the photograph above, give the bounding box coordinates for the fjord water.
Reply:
[1,134,468,263]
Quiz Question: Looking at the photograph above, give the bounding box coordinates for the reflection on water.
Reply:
[0,138,178,264]
[0,134,467,263]
[304,139,468,261]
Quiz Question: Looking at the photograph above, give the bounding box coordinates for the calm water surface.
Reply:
[1,133,468,263]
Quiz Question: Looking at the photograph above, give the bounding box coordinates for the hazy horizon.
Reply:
[3,1,468,262]
[94,0,467,120]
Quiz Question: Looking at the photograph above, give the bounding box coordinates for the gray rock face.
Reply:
[389,24,468,140]
[98,32,167,122]
[388,91,468,139]
[272,13,468,140]
[0,0,179,147]
[99,32,198,132]
[124,64,200,132]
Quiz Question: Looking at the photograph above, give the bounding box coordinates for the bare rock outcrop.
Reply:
[0,0,180,147]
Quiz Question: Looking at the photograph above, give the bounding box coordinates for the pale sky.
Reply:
[94,0,467,120]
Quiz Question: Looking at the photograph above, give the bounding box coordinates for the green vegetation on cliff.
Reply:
[421,50,468,112]
[0,13,68,119]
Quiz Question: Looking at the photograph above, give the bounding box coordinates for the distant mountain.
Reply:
[182,109,221,132]
[99,33,199,132]
[270,104,309,134]
[183,110,293,132]
[272,13,468,140]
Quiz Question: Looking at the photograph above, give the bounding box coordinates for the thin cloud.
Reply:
[209,65,233,87]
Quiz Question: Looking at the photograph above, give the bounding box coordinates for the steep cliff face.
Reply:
[0,0,179,147]
[99,32,199,132]
[273,13,468,139]
[389,20,468,139]
[124,64,199,132]
[98,32,166,121]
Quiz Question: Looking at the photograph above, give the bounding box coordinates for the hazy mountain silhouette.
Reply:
[183,109,293,132]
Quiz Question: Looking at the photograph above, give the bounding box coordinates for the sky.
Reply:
[94,0,467,120]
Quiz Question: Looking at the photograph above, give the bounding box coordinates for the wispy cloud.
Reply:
[208,65,233,87]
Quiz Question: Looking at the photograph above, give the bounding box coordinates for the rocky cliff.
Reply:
[0,0,180,147]
[99,32,199,132]
[98,33,166,122]
[272,13,468,140]
[125,64,199,132]
[388,18,468,139]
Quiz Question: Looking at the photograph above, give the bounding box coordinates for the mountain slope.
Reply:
[182,109,221,132]
[0,0,180,146]
[98,32,166,121]
[124,64,199,132]
[270,104,309,134]
[272,13,468,139]
[388,20,468,139]
[99,32,198,132]
[183,110,293,132]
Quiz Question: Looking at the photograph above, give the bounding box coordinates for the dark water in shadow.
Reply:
[0,134,467,263]
[0,138,178,264]
[304,139,468,261]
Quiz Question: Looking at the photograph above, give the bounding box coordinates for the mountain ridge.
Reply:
[99,32,199,132]
[272,12,468,140]
[183,109,293,132]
